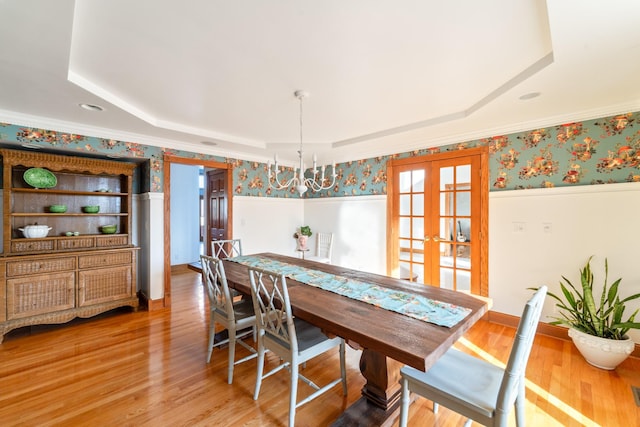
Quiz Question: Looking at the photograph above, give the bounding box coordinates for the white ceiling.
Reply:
[1,0,639,165]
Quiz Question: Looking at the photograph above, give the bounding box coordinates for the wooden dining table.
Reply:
[221,252,489,426]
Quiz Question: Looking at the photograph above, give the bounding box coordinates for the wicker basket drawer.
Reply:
[11,239,55,253]
[78,266,132,306]
[78,251,132,269]
[6,257,77,277]
[58,237,95,251]
[95,235,128,248]
[7,272,75,320]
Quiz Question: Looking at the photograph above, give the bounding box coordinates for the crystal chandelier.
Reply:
[267,90,337,196]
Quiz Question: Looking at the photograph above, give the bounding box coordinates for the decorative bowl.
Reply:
[82,205,100,213]
[48,204,67,213]
[19,224,52,238]
[23,167,57,189]
[100,224,117,234]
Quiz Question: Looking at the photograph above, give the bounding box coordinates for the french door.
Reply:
[387,148,488,296]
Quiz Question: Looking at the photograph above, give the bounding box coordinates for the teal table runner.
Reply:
[228,255,471,328]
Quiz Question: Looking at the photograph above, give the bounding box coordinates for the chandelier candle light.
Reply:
[267,90,337,196]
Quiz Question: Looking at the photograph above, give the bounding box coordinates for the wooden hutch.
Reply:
[0,148,139,342]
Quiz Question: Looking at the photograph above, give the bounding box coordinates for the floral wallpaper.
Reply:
[489,113,639,189]
[235,110,640,197]
[1,110,639,196]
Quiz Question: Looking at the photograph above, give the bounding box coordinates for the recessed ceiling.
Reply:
[1,0,639,165]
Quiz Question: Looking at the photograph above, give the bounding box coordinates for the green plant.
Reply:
[538,256,640,340]
[293,225,312,238]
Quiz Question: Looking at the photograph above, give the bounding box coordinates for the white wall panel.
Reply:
[140,192,165,300]
[232,196,304,256]
[489,182,640,341]
[303,195,387,274]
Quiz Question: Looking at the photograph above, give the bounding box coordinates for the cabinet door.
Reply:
[78,266,133,306]
[7,273,75,320]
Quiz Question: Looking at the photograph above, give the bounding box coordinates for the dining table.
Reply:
[220,252,489,426]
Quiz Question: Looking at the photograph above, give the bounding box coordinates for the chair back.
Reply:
[200,255,236,321]
[212,239,242,259]
[315,232,333,260]
[495,286,547,415]
[247,266,297,354]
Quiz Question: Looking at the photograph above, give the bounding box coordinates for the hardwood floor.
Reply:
[1,268,639,426]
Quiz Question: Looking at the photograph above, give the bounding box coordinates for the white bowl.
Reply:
[19,225,52,238]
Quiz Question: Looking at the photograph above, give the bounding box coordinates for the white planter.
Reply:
[568,328,635,370]
[296,235,309,251]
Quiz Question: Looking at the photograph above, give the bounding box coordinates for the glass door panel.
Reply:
[390,152,482,294]
[434,160,474,291]
[397,168,427,283]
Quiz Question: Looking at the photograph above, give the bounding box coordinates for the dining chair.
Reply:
[398,286,547,427]
[306,232,333,264]
[211,239,244,299]
[200,254,257,384]
[247,265,347,427]
[211,238,243,259]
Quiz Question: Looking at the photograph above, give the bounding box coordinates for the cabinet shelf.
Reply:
[1,148,136,254]
[14,233,128,240]
[11,213,129,217]
[11,188,128,196]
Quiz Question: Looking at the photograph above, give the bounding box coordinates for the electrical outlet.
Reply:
[512,222,525,233]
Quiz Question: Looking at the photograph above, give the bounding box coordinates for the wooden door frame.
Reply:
[386,146,489,296]
[163,154,232,308]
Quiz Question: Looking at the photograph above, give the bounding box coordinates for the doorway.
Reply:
[386,147,488,296]
[163,154,232,308]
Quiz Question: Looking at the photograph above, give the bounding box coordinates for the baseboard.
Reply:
[170,264,194,274]
[137,290,165,312]
[147,298,165,311]
[488,310,640,359]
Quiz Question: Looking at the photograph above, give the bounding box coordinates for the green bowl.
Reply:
[100,225,117,234]
[82,205,100,213]
[48,204,67,213]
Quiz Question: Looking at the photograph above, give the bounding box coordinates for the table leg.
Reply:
[360,349,403,408]
[331,349,403,426]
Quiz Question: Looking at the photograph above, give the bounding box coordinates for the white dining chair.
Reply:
[200,254,257,384]
[211,238,244,300]
[306,232,333,264]
[247,265,347,427]
[398,286,547,427]
[211,238,243,259]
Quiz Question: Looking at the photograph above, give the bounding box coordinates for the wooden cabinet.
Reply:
[0,149,139,342]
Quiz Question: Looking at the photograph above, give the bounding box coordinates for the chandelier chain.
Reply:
[299,92,303,156]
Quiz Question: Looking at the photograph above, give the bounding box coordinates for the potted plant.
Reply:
[294,226,312,251]
[538,256,640,369]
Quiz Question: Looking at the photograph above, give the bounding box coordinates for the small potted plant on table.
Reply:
[294,226,312,251]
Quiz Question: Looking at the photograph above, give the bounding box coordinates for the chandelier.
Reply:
[267,90,337,196]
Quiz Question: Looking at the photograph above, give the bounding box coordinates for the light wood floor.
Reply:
[1,268,639,426]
